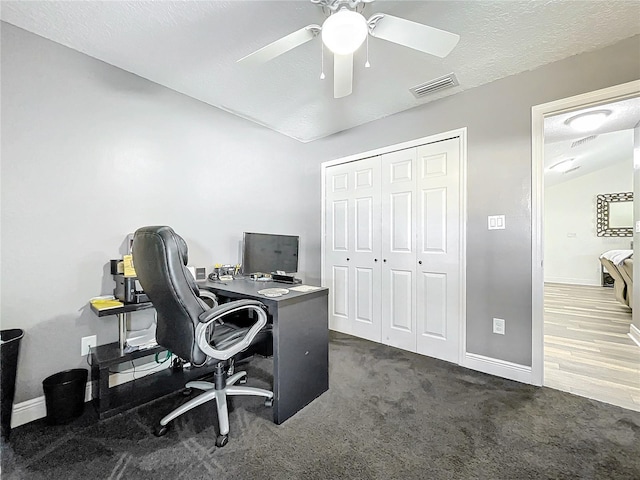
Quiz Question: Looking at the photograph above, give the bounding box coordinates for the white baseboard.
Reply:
[10,358,171,429]
[629,324,640,348]
[544,277,600,287]
[11,395,47,429]
[10,381,92,429]
[463,352,533,384]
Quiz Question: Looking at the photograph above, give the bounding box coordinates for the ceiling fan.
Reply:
[237,0,460,99]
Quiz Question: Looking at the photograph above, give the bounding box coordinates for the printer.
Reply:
[113,274,149,304]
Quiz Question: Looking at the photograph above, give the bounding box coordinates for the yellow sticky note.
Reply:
[123,254,137,277]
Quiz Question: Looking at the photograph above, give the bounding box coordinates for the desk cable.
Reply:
[86,345,174,377]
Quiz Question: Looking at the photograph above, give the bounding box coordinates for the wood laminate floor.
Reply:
[544,282,640,412]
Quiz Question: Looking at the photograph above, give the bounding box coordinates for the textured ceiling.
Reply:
[1,0,639,142]
[544,97,640,186]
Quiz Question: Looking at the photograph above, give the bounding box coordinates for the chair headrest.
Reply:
[132,225,207,364]
[176,234,189,266]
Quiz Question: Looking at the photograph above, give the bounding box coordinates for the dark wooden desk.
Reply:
[200,279,329,424]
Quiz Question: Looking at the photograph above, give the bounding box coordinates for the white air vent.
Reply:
[410,73,458,98]
[571,135,597,148]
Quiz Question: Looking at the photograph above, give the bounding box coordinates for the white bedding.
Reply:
[600,249,633,266]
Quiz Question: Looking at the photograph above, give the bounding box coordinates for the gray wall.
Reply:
[2,22,639,402]
[544,156,633,286]
[0,24,318,401]
[304,35,640,364]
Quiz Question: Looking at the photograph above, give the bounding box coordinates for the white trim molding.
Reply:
[544,277,601,287]
[464,353,533,384]
[10,359,170,428]
[531,79,640,387]
[11,396,48,429]
[629,324,640,348]
[11,382,92,428]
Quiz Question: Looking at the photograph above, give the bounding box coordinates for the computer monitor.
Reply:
[241,232,299,275]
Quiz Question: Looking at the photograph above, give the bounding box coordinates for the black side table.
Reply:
[90,301,154,352]
[90,342,217,419]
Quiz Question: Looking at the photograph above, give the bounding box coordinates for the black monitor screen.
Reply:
[241,232,299,275]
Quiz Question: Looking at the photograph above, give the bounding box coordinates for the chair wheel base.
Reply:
[264,398,273,407]
[216,434,229,447]
[154,424,170,437]
[182,388,193,397]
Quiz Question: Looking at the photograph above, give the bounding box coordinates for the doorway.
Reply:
[532,81,640,411]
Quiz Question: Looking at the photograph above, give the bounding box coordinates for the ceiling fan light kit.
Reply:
[547,158,577,173]
[565,110,612,132]
[322,8,368,55]
[238,0,460,98]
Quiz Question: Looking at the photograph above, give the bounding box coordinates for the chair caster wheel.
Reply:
[239,377,247,385]
[264,398,273,407]
[216,434,229,447]
[154,424,170,437]
[182,388,193,397]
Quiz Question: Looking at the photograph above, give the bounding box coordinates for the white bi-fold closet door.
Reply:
[324,156,382,342]
[324,136,463,364]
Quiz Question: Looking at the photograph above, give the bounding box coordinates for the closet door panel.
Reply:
[325,163,353,334]
[350,158,382,342]
[419,271,447,338]
[415,138,461,363]
[381,148,417,351]
[325,157,382,341]
[353,266,378,341]
[355,197,374,252]
[332,200,349,251]
[421,188,447,253]
[330,265,351,333]
[390,192,413,252]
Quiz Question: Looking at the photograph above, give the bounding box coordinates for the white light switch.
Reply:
[488,215,506,230]
[493,318,505,335]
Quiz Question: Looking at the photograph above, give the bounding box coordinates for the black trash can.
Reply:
[1,329,24,440]
[42,368,88,425]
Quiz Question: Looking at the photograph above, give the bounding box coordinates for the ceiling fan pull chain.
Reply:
[365,35,371,68]
[320,43,326,80]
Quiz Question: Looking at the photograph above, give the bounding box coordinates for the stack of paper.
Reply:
[90,296,124,310]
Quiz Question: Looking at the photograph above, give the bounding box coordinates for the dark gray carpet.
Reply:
[2,332,639,479]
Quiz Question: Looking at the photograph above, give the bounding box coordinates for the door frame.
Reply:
[321,127,468,364]
[531,80,640,386]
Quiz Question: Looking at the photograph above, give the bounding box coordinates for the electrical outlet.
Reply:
[81,335,97,356]
[493,318,505,335]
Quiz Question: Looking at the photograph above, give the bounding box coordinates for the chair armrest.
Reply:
[197,290,218,308]
[195,299,268,361]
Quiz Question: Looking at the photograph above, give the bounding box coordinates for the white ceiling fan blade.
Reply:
[370,14,459,58]
[238,25,321,65]
[334,53,353,99]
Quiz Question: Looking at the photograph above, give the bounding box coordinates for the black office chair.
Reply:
[132,226,273,447]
